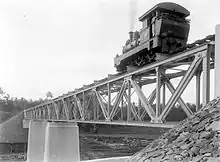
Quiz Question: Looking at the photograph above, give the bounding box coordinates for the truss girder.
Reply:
[140,88,158,120]
[62,99,70,120]
[71,102,78,119]
[107,83,111,117]
[109,80,127,120]
[130,79,156,120]
[159,53,203,121]
[74,95,84,120]
[124,93,142,121]
[164,79,193,117]
[23,43,214,127]
[94,89,109,120]
[53,102,59,120]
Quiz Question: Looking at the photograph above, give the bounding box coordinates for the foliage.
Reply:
[46,91,53,99]
[0,87,52,123]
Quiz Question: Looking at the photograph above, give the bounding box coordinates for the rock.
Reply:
[128,97,220,162]
[206,157,220,162]
[189,146,200,157]
[208,121,220,131]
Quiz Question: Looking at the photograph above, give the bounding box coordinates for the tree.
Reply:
[0,87,9,104]
[46,91,53,99]
[0,87,4,96]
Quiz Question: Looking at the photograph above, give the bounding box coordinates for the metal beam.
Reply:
[164,79,193,117]
[196,70,201,111]
[34,43,208,106]
[121,96,124,120]
[159,53,203,121]
[162,82,166,109]
[127,80,131,121]
[46,105,51,120]
[74,95,84,120]
[109,80,127,120]
[53,102,59,120]
[202,46,211,105]
[62,99,70,120]
[72,102,78,119]
[24,43,213,126]
[25,70,187,113]
[130,79,156,120]
[124,93,142,121]
[155,67,162,118]
[148,88,156,104]
[94,89,109,121]
[107,83,111,117]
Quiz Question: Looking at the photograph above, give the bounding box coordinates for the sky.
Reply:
[0,0,219,102]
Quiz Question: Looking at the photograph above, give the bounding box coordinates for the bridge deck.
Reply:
[23,119,177,128]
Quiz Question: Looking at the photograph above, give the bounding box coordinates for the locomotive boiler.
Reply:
[114,2,190,72]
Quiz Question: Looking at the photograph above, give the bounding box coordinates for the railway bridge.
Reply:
[23,25,220,162]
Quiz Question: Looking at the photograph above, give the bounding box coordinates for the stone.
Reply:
[180,143,190,150]
[208,121,220,131]
[189,146,200,157]
[203,153,212,157]
[189,155,203,162]
[200,131,215,139]
[173,154,183,161]
[128,97,220,162]
[206,157,220,162]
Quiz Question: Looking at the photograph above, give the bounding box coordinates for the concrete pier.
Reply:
[44,122,80,162]
[27,121,47,162]
[215,24,220,97]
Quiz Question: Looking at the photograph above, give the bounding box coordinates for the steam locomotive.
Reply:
[114,2,190,72]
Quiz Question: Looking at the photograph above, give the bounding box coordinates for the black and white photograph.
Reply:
[0,0,220,161]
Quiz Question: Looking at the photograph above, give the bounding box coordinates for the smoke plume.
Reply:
[129,0,138,31]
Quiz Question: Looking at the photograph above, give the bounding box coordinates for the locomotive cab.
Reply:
[138,2,190,53]
[114,2,190,72]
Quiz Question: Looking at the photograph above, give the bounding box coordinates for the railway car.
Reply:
[114,2,190,72]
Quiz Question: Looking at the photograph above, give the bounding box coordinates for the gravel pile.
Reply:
[129,97,220,162]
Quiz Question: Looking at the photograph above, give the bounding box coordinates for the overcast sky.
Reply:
[0,0,219,101]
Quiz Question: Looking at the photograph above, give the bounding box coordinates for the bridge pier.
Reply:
[215,24,220,97]
[44,122,80,162]
[27,121,80,162]
[27,121,47,162]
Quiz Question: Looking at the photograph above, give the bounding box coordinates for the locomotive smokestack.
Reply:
[129,31,133,42]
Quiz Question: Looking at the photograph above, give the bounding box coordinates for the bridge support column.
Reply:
[202,49,211,105]
[27,120,47,162]
[215,24,220,98]
[44,122,80,162]
[196,70,201,111]
[156,67,161,118]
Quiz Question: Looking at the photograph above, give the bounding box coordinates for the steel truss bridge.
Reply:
[24,36,215,128]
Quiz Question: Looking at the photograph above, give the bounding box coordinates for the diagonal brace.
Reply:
[74,95,85,120]
[124,93,142,121]
[109,80,127,120]
[62,99,70,120]
[94,90,109,120]
[130,79,156,120]
[53,102,60,120]
[159,54,203,121]
[164,79,193,117]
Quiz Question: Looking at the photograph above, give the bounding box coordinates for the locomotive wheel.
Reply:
[135,55,145,66]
